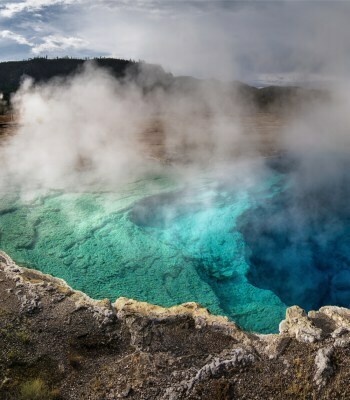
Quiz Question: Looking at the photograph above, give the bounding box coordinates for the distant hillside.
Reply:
[0,57,328,114]
[0,57,145,101]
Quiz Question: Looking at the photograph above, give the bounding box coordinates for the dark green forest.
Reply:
[0,57,327,115]
[0,57,147,104]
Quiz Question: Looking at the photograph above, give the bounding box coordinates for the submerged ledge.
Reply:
[1,250,350,399]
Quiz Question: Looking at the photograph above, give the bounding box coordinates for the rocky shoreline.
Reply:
[0,251,350,399]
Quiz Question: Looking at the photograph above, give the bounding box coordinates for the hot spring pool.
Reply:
[1,159,350,333]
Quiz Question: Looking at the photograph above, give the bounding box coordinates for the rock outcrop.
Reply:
[1,251,350,399]
[279,305,323,343]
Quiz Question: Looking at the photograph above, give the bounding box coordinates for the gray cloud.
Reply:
[1,1,350,83]
[0,0,80,18]
[31,34,88,54]
[0,29,32,46]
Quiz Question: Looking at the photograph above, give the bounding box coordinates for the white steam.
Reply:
[0,60,349,206]
[0,64,254,192]
[1,65,152,190]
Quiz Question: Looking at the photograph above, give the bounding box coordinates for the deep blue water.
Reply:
[239,155,350,311]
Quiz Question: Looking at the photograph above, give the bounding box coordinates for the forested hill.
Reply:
[0,57,155,101]
[0,57,327,113]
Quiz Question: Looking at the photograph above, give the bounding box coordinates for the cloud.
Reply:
[0,29,87,56]
[1,1,350,83]
[0,0,161,18]
[0,0,79,18]
[71,1,350,82]
[31,34,88,54]
[0,30,32,46]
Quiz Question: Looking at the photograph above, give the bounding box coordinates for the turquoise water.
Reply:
[0,166,289,333]
[1,156,349,333]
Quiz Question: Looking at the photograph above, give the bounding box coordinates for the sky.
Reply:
[0,0,349,84]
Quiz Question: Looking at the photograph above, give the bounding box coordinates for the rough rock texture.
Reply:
[1,251,350,399]
[314,347,334,387]
[279,306,323,343]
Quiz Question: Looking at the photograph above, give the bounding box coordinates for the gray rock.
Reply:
[314,346,334,387]
[163,348,254,399]
[279,306,323,343]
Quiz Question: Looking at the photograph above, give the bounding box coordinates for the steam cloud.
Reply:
[0,65,150,190]
[0,63,258,193]
[238,84,350,310]
[0,61,348,206]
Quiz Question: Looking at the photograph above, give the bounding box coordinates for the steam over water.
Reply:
[0,163,288,333]
[241,156,350,313]
[1,154,350,333]
[1,67,350,333]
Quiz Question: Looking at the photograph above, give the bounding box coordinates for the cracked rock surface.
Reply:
[1,251,350,399]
